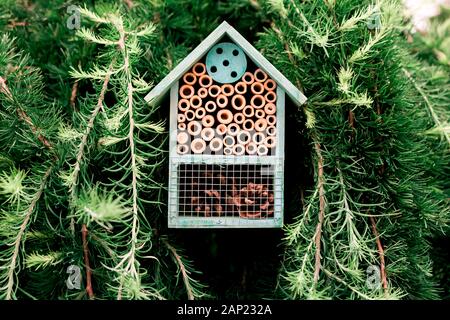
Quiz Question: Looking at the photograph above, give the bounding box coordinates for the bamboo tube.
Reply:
[202,115,215,127]
[199,74,213,88]
[185,110,195,121]
[177,144,189,155]
[209,137,223,152]
[216,94,228,108]
[223,147,233,156]
[237,130,251,145]
[257,144,268,156]
[179,84,194,99]
[198,87,208,99]
[221,84,234,97]
[235,81,247,94]
[187,121,202,136]
[264,103,276,115]
[255,118,267,132]
[254,68,268,82]
[177,114,186,123]
[216,124,227,136]
[178,98,190,112]
[178,122,186,130]
[191,138,206,154]
[264,79,277,91]
[192,62,206,76]
[201,128,215,141]
[234,113,245,125]
[243,105,254,118]
[231,94,246,111]
[208,85,221,98]
[242,72,255,85]
[227,123,240,136]
[266,115,277,126]
[177,131,189,145]
[217,109,233,124]
[266,125,276,136]
[265,91,277,103]
[223,135,235,148]
[245,142,257,155]
[250,95,265,109]
[183,72,197,85]
[243,119,255,131]
[205,101,217,113]
[250,82,264,95]
[255,109,265,119]
[264,136,276,148]
[233,144,245,156]
[189,95,202,109]
[195,107,206,119]
[252,132,265,144]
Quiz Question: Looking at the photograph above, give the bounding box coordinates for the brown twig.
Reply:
[7,20,28,28]
[163,239,194,300]
[70,81,79,110]
[370,89,388,296]
[0,76,13,99]
[123,0,134,9]
[313,141,325,285]
[82,224,94,299]
[369,216,388,295]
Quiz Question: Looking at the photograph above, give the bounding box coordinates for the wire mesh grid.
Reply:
[177,164,275,219]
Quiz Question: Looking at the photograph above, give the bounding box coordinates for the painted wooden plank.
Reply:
[171,217,282,228]
[167,83,179,228]
[145,21,307,107]
[276,87,285,158]
[171,154,281,165]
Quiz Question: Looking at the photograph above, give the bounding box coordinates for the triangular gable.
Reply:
[144,21,307,107]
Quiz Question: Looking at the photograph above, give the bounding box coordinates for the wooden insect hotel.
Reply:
[145,22,307,228]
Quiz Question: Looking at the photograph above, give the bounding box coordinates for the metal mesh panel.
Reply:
[177,164,275,218]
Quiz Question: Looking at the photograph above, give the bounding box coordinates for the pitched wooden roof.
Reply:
[144,21,307,106]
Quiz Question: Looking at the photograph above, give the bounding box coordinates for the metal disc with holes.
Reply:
[206,42,247,84]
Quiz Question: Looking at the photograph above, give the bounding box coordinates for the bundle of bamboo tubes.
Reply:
[176,62,278,156]
[180,166,274,218]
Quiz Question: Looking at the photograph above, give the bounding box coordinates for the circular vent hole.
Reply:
[223,60,229,66]
[211,66,217,73]
[232,49,239,56]
[216,47,223,54]
[231,71,237,78]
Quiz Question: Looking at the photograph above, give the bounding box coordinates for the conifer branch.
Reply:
[403,68,450,146]
[5,166,52,300]
[70,61,114,232]
[1,75,54,150]
[163,239,194,300]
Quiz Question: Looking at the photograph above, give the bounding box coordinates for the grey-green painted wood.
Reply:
[274,87,285,228]
[144,21,307,107]
[168,82,179,228]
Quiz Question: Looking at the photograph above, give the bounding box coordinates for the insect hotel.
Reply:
[145,22,307,228]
